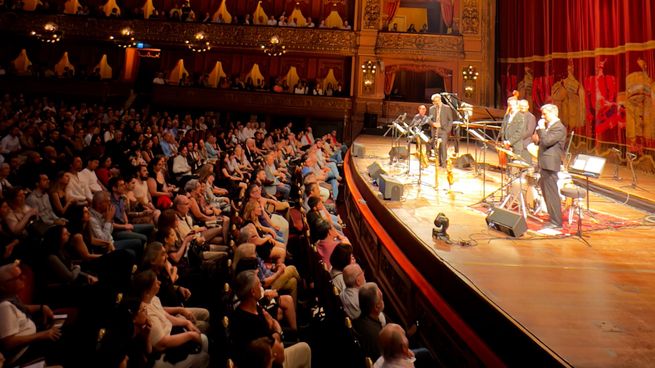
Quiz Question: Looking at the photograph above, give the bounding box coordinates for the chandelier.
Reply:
[109,27,137,48]
[185,32,211,53]
[261,35,286,57]
[31,22,62,43]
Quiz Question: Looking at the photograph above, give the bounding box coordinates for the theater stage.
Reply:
[343,135,655,367]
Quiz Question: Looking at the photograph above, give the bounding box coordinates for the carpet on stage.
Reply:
[469,203,642,236]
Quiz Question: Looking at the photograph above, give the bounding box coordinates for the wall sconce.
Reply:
[361,60,377,92]
[462,65,479,97]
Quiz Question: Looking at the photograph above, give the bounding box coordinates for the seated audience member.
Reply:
[141,242,210,333]
[0,199,20,263]
[198,171,231,215]
[239,222,286,266]
[340,263,367,319]
[306,196,344,235]
[109,177,155,247]
[230,270,311,368]
[147,156,176,209]
[133,270,210,368]
[4,188,38,237]
[329,243,353,293]
[353,282,388,360]
[234,242,300,304]
[89,191,143,259]
[172,145,194,184]
[309,217,349,269]
[126,166,160,224]
[263,152,291,200]
[26,174,67,227]
[185,180,230,240]
[241,336,285,368]
[374,324,415,368]
[243,201,284,244]
[49,171,74,218]
[65,156,92,206]
[78,156,105,195]
[172,195,227,247]
[0,262,62,367]
[244,184,289,243]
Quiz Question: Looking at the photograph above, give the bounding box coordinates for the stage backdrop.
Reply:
[498,0,655,155]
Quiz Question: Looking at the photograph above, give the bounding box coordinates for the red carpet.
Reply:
[470,203,642,235]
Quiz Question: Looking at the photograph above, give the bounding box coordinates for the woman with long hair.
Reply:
[132,270,209,368]
[147,156,175,209]
[49,171,73,218]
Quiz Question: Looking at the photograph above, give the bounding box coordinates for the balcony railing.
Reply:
[0,12,357,56]
[375,31,464,59]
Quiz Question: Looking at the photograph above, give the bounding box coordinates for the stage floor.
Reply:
[350,135,655,367]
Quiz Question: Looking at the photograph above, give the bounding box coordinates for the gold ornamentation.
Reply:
[461,0,479,34]
[375,33,464,58]
[363,0,380,30]
[1,13,357,56]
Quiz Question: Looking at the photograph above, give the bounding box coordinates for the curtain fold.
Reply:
[498,0,655,151]
[384,0,400,28]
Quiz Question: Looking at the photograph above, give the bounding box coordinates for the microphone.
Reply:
[442,92,458,96]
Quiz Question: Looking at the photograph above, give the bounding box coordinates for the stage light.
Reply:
[432,213,451,242]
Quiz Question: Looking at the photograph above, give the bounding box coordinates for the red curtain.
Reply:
[383,0,400,28]
[384,64,453,95]
[440,0,453,30]
[498,0,655,151]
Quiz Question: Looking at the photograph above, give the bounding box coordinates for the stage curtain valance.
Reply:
[384,64,453,95]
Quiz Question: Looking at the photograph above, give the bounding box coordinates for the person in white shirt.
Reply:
[78,157,105,195]
[172,145,193,181]
[342,20,352,30]
[373,324,415,368]
[152,72,166,85]
[26,174,67,226]
[306,17,315,27]
[0,127,21,155]
[65,156,92,205]
[340,263,366,319]
[267,15,277,26]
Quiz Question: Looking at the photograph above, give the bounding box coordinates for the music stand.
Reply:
[568,154,607,211]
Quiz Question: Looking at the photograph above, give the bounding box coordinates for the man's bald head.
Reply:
[378,323,410,361]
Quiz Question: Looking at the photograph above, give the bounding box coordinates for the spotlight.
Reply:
[432,213,451,243]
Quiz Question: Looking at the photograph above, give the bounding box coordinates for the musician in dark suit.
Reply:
[411,104,430,127]
[428,93,455,167]
[534,104,567,230]
[519,99,537,164]
[501,97,526,162]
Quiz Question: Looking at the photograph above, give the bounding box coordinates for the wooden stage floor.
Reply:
[350,135,655,367]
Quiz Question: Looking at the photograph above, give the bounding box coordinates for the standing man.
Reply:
[534,104,567,230]
[428,94,455,167]
[501,96,527,162]
[519,99,537,164]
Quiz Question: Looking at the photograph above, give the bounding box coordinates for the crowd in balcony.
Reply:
[0,0,354,30]
[0,92,435,367]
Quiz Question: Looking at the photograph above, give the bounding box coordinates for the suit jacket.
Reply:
[502,112,526,154]
[536,119,567,171]
[521,111,537,147]
[428,104,455,136]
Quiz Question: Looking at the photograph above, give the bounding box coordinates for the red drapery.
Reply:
[383,0,400,28]
[440,0,454,30]
[498,0,655,151]
[384,64,453,95]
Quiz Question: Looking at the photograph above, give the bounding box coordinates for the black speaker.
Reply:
[367,162,386,182]
[455,154,475,169]
[485,207,527,237]
[364,113,378,128]
[352,142,366,157]
[389,146,409,160]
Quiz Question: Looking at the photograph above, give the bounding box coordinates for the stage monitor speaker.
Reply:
[379,174,404,201]
[352,142,366,157]
[389,146,409,160]
[367,162,386,182]
[364,113,378,129]
[485,207,527,237]
[455,154,475,169]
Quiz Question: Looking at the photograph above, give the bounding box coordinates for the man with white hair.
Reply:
[340,263,367,319]
[374,324,414,368]
[428,93,455,167]
[533,104,567,230]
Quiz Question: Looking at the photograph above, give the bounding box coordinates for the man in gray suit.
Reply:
[501,97,527,162]
[428,93,455,167]
[534,104,567,230]
[519,99,537,164]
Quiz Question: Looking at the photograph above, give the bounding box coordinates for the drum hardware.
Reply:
[610,147,622,181]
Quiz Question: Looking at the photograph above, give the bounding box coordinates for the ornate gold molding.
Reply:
[152,85,352,118]
[461,0,480,34]
[375,32,464,59]
[0,13,357,56]
[363,0,381,30]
